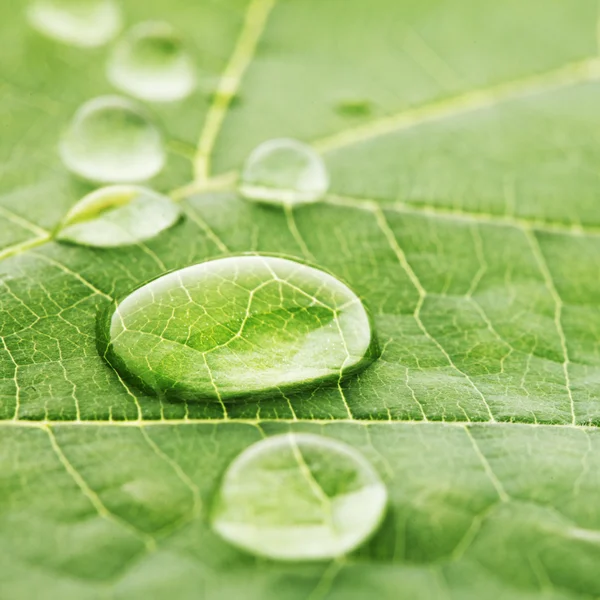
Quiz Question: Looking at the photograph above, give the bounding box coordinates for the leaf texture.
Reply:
[2,0,600,597]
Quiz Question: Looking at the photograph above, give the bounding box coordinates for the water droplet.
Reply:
[211,433,387,560]
[27,0,121,47]
[98,255,376,402]
[57,185,181,248]
[60,96,165,183]
[107,22,197,103]
[239,139,329,206]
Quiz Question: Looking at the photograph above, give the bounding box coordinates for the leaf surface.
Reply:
[2,0,600,598]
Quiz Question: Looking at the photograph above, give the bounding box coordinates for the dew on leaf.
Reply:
[107,21,197,103]
[59,96,165,183]
[27,0,121,47]
[98,255,376,402]
[239,138,329,206]
[56,185,181,248]
[211,432,387,560]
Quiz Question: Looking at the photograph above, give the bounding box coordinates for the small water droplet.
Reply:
[57,185,181,247]
[107,22,197,103]
[27,0,121,47]
[211,432,387,560]
[239,139,329,206]
[98,255,376,402]
[60,96,165,183]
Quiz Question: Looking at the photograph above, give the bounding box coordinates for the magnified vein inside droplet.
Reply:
[211,433,388,560]
[98,255,377,403]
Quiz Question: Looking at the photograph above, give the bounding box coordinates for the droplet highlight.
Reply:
[107,22,197,103]
[60,96,165,183]
[239,139,329,206]
[211,433,388,560]
[98,255,376,402]
[27,0,121,47]
[57,185,181,248]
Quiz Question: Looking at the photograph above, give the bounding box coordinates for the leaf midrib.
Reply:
[0,418,595,430]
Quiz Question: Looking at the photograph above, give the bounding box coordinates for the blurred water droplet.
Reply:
[212,432,388,560]
[239,139,329,207]
[60,96,165,183]
[57,185,181,247]
[107,21,197,103]
[27,0,121,47]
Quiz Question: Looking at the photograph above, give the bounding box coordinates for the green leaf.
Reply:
[2,0,600,598]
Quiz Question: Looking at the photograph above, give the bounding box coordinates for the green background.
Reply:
[2,0,600,597]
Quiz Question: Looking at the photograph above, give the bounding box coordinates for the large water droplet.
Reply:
[211,433,387,560]
[239,139,329,206]
[57,185,181,247]
[107,22,197,103]
[98,255,376,402]
[60,96,165,183]
[27,0,121,47]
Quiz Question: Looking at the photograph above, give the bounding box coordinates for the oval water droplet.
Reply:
[60,96,165,183]
[239,139,329,206]
[57,185,181,248]
[107,22,197,103]
[211,432,387,560]
[27,0,121,47]
[98,255,376,402]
